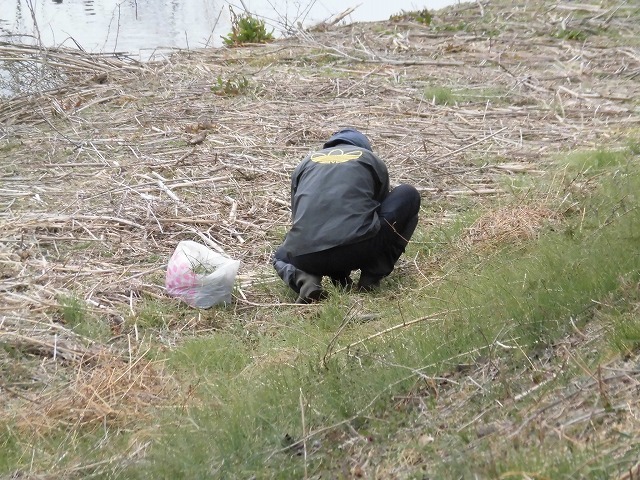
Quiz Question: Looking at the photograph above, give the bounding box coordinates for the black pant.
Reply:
[273,184,421,292]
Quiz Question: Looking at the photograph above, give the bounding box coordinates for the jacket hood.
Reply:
[323,128,372,151]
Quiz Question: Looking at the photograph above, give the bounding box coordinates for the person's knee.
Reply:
[383,184,420,223]
[272,245,287,266]
[395,184,421,213]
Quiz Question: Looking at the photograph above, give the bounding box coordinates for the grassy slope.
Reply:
[123,147,640,479]
[2,1,640,479]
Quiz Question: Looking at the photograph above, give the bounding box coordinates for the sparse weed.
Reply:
[628,138,640,155]
[563,147,629,172]
[390,9,433,26]
[601,277,640,355]
[57,294,110,340]
[169,333,250,377]
[127,296,189,330]
[424,85,455,105]
[211,74,250,96]
[0,141,21,153]
[58,293,85,325]
[431,19,500,37]
[555,28,587,41]
[423,85,508,106]
[223,7,274,47]
[610,311,640,355]
[432,20,468,33]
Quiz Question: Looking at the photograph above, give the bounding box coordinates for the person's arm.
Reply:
[289,159,307,218]
[370,153,390,202]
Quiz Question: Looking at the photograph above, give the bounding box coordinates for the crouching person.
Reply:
[272,128,421,303]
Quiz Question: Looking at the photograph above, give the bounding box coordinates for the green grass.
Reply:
[0,141,21,153]
[223,8,274,47]
[605,279,640,355]
[424,85,456,105]
[211,74,251,96]
[0,424,135,478]
[57,294,111,340]
[114,147,640,478]
[390,9,433,25]
[423,85,509,106]
[432,19,501,38]
[555,28,588,42]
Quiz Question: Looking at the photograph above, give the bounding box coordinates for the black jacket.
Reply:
[280,145,390,256]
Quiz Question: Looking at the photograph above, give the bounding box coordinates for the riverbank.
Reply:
[1,1,640,477]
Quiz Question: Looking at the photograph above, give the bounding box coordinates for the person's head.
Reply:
[323,128,372,151]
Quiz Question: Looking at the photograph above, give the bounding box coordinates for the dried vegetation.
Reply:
[1,0,640,475]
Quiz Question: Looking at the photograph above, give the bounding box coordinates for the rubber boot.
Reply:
[295,272,325,304]
[330,276,353,290]
[357,275,382,293]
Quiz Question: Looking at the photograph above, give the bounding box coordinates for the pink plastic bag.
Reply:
[165,240,240,308]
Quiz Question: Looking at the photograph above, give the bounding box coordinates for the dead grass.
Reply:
[461,205,558,247]
[1,314,173,434]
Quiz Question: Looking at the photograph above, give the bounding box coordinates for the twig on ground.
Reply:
[323,311,450,363]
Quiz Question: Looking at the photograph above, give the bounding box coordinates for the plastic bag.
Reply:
[165,240,240,308]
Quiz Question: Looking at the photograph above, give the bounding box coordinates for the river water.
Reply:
[0,0,458,60]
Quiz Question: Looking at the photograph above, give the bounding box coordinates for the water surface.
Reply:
[0,0,458,60]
